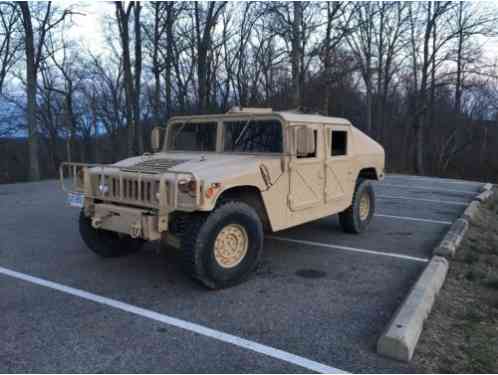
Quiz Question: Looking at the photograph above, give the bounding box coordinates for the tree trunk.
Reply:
[152,2,161,128]
[116,2,135,157]
[291,2,302,108]
[165,4,174,117]
[20,3,40,181]
[134,2,143,154]
[454,2,464,114]
[414,2,432,176]
[91,94,98,162]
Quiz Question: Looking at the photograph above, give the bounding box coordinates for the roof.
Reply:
[274,111,351,126]
[168,108,352,127]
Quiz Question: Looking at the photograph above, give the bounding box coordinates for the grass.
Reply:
[413,190,498,373]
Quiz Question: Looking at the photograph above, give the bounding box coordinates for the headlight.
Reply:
[178,178,197,196]
[98,183,109,194]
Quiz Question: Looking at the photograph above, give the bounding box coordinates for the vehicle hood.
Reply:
[112,152,267,182]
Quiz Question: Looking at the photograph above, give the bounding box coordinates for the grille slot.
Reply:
[120,158,189,174]
[97,176,161,206]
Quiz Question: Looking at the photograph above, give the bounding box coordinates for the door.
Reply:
[288,126,325,211]
[324,126,354,204]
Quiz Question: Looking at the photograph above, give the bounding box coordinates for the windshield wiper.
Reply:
[233,118,253,148]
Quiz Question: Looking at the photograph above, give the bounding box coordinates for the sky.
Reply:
[65,1,498,63]
[65,1,113,55]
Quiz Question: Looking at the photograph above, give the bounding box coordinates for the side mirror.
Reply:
[151,127,161,152]
[295,127,316,156]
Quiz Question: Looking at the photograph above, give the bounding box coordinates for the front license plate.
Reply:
[67,192,84,208]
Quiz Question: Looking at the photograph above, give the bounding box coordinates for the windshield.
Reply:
[223,120,283,153]
[167,122,217,151]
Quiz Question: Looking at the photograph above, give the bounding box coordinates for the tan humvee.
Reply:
[61,108,385,289]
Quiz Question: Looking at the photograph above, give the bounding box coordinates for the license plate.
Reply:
[67,192,84,208]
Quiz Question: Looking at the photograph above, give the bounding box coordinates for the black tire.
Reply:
[339,178,375,234]
[79,211,144,257]
[181,201,264,289]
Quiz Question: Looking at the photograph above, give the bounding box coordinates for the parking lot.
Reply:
[0,174,484,373]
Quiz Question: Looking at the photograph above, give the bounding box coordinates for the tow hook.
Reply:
[91,213,112,229]
[130,222,142,238]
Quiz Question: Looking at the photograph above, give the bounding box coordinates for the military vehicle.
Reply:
[61,108,385,289]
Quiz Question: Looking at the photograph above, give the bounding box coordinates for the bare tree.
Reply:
[18,2,73,180]
[115,1,136,157]
[0,2,20,93]
[193,1,227,113]
[346,3,375,135]
[321,2,354,114]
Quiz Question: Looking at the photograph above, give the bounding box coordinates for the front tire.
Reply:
[181,201,264,289]
[339,178,375,234]
[79,211,144,257]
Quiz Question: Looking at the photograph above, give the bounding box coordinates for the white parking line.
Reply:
[0,266,345,374]
[266,236,429,263]
[375,214,452,225]
[379,183,477,195]
[377,194,468,206]
[386,174,483,186]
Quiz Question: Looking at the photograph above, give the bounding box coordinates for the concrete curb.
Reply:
[377,181,494,363]
[481,182,493,192]
[475,189,494,203]
[434,182,494,258]
[462,200,480,222]
[434,218,469,258]
[377,256,449,362]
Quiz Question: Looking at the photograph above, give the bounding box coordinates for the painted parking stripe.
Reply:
[377,194,468,206]
[0,266,345,374]
[385,174,483,186]
[375,214,452,225]
[379,183,477,195]
[267,236,429,263]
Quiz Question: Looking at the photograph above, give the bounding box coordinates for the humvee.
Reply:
[61,108,384,289]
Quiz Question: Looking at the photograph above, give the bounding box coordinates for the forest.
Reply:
[1,1,498,184]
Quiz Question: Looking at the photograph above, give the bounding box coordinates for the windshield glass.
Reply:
[223,120,283,153]
[167,122,217,151]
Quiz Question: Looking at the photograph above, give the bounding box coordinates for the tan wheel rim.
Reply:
[359,193,370,221]
[214,224,248,268]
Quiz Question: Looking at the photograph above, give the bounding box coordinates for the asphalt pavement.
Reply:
[0,174,484,373]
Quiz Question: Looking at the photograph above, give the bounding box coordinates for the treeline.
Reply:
[1,2,498,184]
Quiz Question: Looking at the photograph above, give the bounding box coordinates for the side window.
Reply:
[331,130,347,156]
[297,129,317,158]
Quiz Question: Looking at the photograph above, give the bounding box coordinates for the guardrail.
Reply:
[59,162,201,212]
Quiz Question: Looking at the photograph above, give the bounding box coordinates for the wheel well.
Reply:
[358,167,378,181]
[216,186,271,232]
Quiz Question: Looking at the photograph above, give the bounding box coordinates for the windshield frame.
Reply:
[164,114,287,155]
[163,119,220,153]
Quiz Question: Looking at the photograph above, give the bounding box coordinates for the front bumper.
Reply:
[91,203,162,241]
[60,162,202,240]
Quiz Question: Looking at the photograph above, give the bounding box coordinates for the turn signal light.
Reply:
[205,183,221,199]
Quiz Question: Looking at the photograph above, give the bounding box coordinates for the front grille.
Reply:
[94,175,163,207]
[120,158,189,174]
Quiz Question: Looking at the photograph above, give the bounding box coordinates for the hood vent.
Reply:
[120,158,189,174]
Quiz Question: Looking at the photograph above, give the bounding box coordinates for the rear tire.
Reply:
[181,201,264,289]
[79,211,144,257]
[339,178,375,234]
